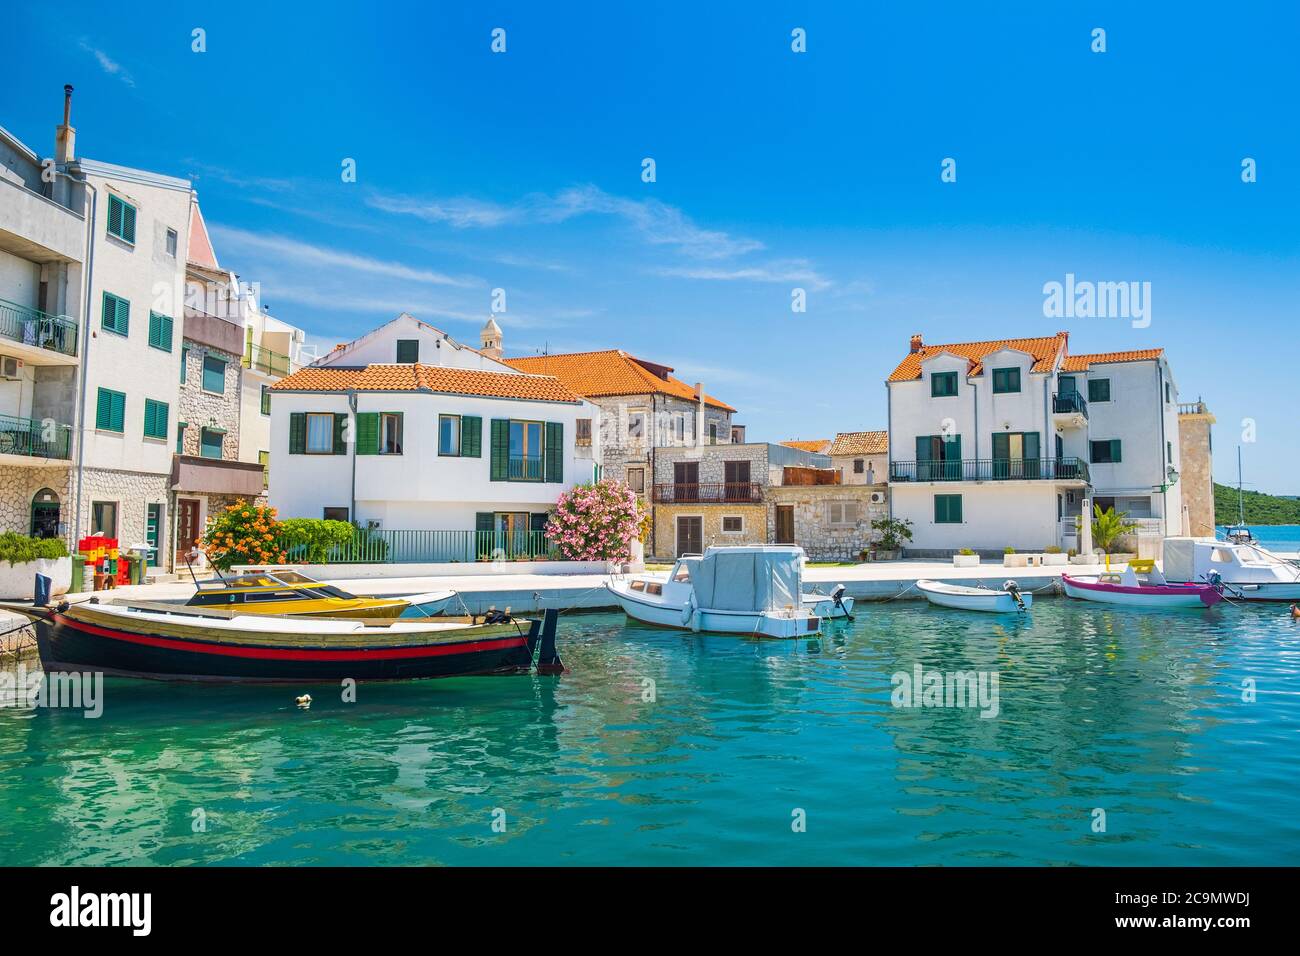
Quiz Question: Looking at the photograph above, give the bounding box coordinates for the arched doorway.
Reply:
[31,488,61,539]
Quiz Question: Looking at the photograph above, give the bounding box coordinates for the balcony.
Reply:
[244,341,292,377]
[652,481,763,503]
[1051,391,1088,429]
[0,298,79,361]
[889,458,1090,484]
[0,413,73,462]
[508,455,544,481]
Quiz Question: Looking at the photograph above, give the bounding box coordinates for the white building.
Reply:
[0,88,194,564]
[886,332,1183,555]
[267,315,601,556]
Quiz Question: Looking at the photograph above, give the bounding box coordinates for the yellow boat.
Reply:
[180,568,456,619]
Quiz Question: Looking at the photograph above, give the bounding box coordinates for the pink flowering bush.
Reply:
[546,479,645,561]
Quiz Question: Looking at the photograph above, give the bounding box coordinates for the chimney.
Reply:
[695,382,705,446]
[909,333,923,354]
[55,84,75,164]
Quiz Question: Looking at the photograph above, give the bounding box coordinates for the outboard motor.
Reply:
[1003,580,1028,612]
[830,584,854,622]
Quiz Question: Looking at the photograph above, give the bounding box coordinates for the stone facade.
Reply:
[1177,402,1216,537]
[592,393,734,490]
[73,467,170,550]
[649,503,767,559]
[0,465,74,539]
[178,341,243,459]
[766,484,889,561]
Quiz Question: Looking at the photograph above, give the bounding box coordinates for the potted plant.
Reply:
[870,517,912,560]
[1003,546,1028,568]
[1091,504,1138,564]
[1042,544,1068,566]
[953,548,980,568]
[0,533,72,600]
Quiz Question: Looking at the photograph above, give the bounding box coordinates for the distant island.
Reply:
[1214,483,1300,525]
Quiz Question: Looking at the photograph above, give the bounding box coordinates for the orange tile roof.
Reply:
[887,333,1069,382]
[271,364,582,403]
[1060,348,1164,371]
[828,430,888,456]
[503,349,736,412]
[780,439,831,453]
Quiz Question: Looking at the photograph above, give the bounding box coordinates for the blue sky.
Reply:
[5,1,1297,492]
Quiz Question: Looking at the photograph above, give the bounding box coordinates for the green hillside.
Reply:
[1214,483,1300,525]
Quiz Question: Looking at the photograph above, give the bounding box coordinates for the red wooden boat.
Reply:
[2,597,562,684]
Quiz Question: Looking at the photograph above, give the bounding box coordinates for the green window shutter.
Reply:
[96,388,125,432]
[289,412,306,454]
[176,423,186,455]
[122,201,136,243]
[490,419,509,480]
[396,339,419,363]
[200,427,223,459]
[261,385,271,415]
[202,354,226,393]
[102,292,129,335]
[333,413,348,454]
[148,312,173,351]
[180,346,188,383]
[544,422,563,483]
[476,512,495,532]
[143,399,168,439]
[355,412,379,455]
[461,416,482,457]
[1110,439,1122,463]
[915,435,931,460]
[529,512,549,533]
[107,194,135,242]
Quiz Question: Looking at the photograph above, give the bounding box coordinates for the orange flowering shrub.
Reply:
[199,500,287,571]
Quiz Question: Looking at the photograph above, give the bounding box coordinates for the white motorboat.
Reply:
[916,579,1031,613]
[606,546,823,638]
[1162,537,1300,601]
[803,584,854,619]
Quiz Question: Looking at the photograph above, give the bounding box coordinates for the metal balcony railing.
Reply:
[0,413,73,459]
[508,455,544,481]
[652,481,763,503]
[1052,391,1088,417]
[889,458,1090,483]
[244,341,292,376]
[0,298,79,358]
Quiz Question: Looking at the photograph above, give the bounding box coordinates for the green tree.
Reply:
[1091,504,1138,554]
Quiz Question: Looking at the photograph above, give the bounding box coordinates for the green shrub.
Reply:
[958,548,975,556]
[275,519,358,563]
[1004,546,1016,554]
[1044,545,1062,554]
[0,532,69,566]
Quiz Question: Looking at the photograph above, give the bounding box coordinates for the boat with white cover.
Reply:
[1162,537,1300,601]
[916,579,1031,613]
[606,545,823,638]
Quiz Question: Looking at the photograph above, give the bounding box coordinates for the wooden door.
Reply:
[676,516,702,556]
[176,498,201,566]
[775,505,795,544]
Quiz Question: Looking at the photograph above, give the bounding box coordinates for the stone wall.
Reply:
[593,394,734,487]
[1178,408,1216,537]
[74,467,170,552]
[0,465,73,539]
[765,484,889,561]
[649,503,767,559]
[178,340,243,459]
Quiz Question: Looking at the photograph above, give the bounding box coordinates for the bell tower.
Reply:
[480,316,503,360]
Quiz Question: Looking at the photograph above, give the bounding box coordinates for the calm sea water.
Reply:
[1245,524,1300,553]
[2,599,1298,866]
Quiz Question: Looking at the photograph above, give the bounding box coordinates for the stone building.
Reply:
[1177,399,1216,537]
[504,342,736,501]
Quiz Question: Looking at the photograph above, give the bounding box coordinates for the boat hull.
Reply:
[917,581,1031,613]
[607,585,821,638]
[1062,574,1222,608]
[22,605,557,683]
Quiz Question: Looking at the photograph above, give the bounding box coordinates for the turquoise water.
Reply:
[1244,524,1300,553]
[2,600,1298,866]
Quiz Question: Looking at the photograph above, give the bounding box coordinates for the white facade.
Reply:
[268,389,601,530]
[887,337,1184,554]
[314,313,514,373]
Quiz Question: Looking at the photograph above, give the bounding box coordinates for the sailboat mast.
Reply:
[1237,446,1245,525]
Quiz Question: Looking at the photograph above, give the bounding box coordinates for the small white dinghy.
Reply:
[803,584,854,620]
[607,545,822,638]
[916,579,1031,614]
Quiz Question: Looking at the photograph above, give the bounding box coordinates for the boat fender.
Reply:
[681,592,697,627]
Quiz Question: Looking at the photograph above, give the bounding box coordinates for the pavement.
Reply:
[38,558,1113,613]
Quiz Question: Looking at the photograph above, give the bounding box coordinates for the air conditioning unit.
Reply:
[0,355,22,380]
[870,491,887,504]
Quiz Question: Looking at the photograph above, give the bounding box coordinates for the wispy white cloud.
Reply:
[78,39,134,86]
[190,163,297,193]
[654,258,832,291]
[209,225,476,288]
[264,284,483,322]
[367,184,764,260]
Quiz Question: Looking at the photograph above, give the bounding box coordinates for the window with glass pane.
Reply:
[931,371,958,397]
[306,413,334,453]
[992,367,1020,393]
[200,428,223,459]
[439,415,461,455]
[396,339,419,363]
[509,420,544,480]
[379,413,403,454]
[260,385,271,415]
[1088,378,1111,402]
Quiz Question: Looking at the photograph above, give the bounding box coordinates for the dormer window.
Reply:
[992,367,1020,394]
[931,371,958,397]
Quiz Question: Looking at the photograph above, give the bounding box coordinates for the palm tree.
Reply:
[1091,504,1138,554]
